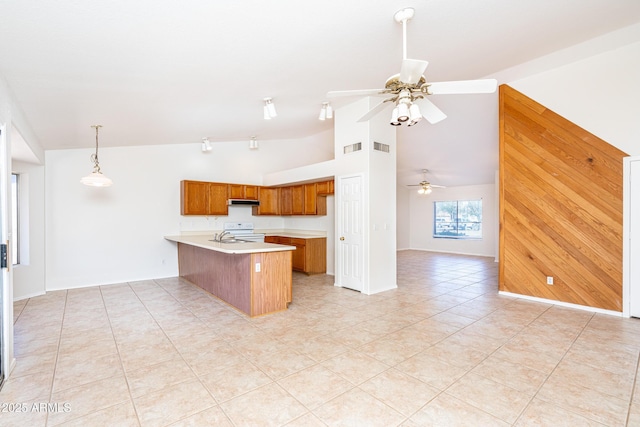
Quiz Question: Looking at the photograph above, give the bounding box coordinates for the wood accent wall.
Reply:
[499,85,628,311]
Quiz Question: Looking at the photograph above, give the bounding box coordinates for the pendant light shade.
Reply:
[81,125,112,187]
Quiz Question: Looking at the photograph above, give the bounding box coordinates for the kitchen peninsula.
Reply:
[164,234,295,317]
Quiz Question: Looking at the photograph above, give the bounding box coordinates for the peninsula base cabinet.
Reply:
[264,236,326,274]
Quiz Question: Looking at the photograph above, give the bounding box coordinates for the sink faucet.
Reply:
[217,231,230,242]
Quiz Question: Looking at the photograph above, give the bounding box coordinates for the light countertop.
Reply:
[164,234,295,254]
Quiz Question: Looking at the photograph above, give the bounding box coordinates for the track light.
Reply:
[263,98,277,119]
[249,136,259,150]
[201,137,212,152]
[80,125,113,187]
[319,102,333,120]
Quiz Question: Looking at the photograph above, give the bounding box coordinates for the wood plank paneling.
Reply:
[250,251,292,316]
[499,85,628,311]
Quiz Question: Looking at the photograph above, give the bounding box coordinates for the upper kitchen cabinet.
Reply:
[252,187,280,215]
[304,183,318,215]
[279,186,293,215]
[229,184,259,200]
[316,180,334,195]
[180,180,229,216]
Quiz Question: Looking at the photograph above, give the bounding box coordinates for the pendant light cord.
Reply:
[91,125,103,173]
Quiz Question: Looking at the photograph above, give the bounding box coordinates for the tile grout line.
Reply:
[98,284,144,426]
[44,290,67,427]
[625,352,640,427]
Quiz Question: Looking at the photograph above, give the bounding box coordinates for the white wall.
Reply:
[45,133,334,290]
[12,161,46,300]
[497,24,640,156]
[408,184,497,257]
[396,185,410,250]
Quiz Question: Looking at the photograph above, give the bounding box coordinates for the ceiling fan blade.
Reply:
[430,184,446,188]
[414,98,447,124]
[427,79,497,95]
[327,89,386,98]
[357,100,392,122]
[399,59,428,84]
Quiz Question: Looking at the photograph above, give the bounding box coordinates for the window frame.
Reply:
[433,199,483,240]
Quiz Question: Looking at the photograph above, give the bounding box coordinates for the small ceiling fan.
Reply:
[327,7,497,127]
[408,169,445,194]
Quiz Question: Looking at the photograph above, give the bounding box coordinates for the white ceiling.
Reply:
[1,0,639,187]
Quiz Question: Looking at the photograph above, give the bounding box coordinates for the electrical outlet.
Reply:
[546,276,554,285]
[255,262,261,272]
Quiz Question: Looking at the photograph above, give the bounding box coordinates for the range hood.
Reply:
[227,199,260,206]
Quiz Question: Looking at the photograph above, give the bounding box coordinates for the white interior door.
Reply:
[338,175,363,292]
[630,159,640,318]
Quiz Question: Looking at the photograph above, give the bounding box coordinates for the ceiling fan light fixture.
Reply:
[390,107,401,126]
[397,102,410,122]
[81,125,112,187]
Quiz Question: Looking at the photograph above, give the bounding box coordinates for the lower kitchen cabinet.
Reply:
[264,235,326,274]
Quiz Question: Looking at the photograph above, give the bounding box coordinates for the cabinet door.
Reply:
[291,185,304,215]
[304,183,317,215]
[316,180,334,195]
[208,182,229,215]
[280,186,293,215]
[291,243,306,271]
[181,180,209,215]
[254,187,280,215]
[228,184,244,199]
[244,185,258,200]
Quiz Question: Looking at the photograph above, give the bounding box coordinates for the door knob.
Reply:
[340,236,345,241]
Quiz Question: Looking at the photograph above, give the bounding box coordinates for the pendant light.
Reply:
[80,125,113,187]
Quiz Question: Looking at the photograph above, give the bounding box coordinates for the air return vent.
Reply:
[343,142,362,154]
[373,142,390,153]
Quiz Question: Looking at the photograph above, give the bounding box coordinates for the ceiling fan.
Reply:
[408,169,445,194]
[327,7,497,127]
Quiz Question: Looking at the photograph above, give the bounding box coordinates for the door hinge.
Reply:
[1,243,7,269]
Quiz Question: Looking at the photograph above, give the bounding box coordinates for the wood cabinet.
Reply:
[291,185,304,215]
[252,187,280,215]
[304,183,318,215]
[181,180,228,216]
[229,184,258,200]
[264,235,326,274]
[316,180,334,195]
[181,179,333,217]
[279,186,293,215]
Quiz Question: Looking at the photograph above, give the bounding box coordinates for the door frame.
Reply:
[623,155,640,317]
[0,122,14,387]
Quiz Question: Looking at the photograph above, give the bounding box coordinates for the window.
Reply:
[11,173,19,264]
[433,199,482,239]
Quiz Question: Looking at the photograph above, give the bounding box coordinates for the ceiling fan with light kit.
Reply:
[327,7,497,127]
[408,169,445,194]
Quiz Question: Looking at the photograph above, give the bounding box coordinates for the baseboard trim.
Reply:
[499,291,624,317]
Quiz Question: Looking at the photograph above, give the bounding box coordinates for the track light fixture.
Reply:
[263,98,277,120]
[249,136,259,150]
[80,125,113,187]
[318,102,333,120]
[201,137,212,152]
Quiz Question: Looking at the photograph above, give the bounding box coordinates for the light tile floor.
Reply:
[2,250,639,426]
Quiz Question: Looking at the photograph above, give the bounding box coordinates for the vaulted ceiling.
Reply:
[1,0,639,187]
